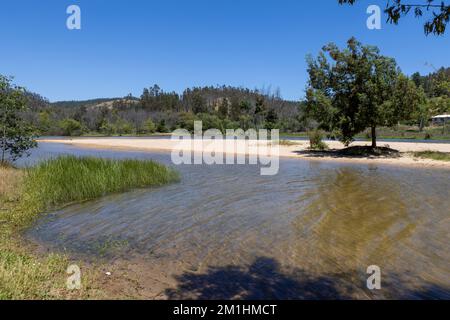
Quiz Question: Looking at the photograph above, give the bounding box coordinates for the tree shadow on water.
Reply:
[165,257,356,300]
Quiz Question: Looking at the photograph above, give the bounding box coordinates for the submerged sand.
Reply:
[39,137,450,169]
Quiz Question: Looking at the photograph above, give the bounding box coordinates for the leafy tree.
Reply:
[218,98,229,119]
[145,118,156,133]
[265,109,279,129]
[197,113,223,131]
[191,92,207,114]
[339,0,450,35]
[176,112,197,132]
[115,119,134,135]
[38,111,52,134]
[59,118,82,136]
[238,115,252,131]
[428,96,450,114]
[229,98,242,121]
[156,119,168,133]
[413,67,450,98]
[306,38,423,147]
[239,100,252,113]
[0,76,37,163]
[388,74,427,130]
[254,97,267,128]
[99,120,114,136]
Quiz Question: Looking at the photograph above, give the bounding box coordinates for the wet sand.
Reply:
[39,138,450,169]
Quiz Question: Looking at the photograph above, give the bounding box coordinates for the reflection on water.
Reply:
[23,143,450,299]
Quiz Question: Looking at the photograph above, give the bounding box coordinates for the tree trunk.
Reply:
[371,126,377,148]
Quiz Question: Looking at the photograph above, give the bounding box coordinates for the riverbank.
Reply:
[0,157,178,299]
[40,138,450,169]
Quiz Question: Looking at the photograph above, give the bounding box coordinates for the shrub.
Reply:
[145,118,156,133]
[59,119,82,136]
[308,130,328,150]
[156,119,169,133]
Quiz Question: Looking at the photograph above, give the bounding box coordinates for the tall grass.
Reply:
[17,156,179,225]
[0,164,23,204]
[0,156,179,299]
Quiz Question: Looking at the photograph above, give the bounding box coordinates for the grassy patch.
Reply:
[413,151,450,162]
[0,156,179,299]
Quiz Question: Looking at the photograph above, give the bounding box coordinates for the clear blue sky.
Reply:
[0,0,448,102]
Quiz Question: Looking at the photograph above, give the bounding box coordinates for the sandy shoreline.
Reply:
[39,137,450,169]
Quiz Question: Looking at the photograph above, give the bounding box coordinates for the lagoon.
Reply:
[20,142,450,299]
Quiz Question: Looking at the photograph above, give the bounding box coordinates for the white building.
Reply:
[431,114,450,126]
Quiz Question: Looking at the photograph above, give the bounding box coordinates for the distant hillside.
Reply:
[51,97,138,109]
[19,68,448,137]
[23,85,306,136]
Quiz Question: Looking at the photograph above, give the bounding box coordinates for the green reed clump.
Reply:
[17,156,179,225]
[0,156,179,299]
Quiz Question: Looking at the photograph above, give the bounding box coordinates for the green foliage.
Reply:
[99,120,115,136]
[308,130,328,150]
[306,38,424,147]
[0,76,37,163]
[412,67,450,98]
[115,119,133,135]
[176,112,197,132]
[265,109,279,130]
[196,113,223,131]
[37,111,52,134]
[413,151,450,161]
[156,119,169,133]
[191,92,207,114]
[428,96,450,114]
[59,118,82,136]
[145,118,156,133]
[217,98,229,119]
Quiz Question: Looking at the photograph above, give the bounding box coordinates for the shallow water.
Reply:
[21,142,450,299]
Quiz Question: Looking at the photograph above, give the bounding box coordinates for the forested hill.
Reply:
[24,85,305,136]
[21,66,450,137]
[412,67,450,98]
